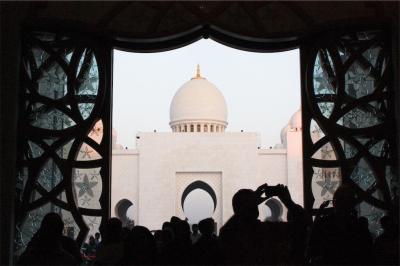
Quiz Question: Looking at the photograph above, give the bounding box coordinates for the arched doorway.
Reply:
[115,199,134,226]
[263,198,284,222]
[175,172,222,229]
[181,180,217,224]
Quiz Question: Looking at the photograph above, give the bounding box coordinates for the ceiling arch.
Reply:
[15,1,397,53]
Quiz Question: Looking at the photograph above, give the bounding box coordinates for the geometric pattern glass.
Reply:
[302,30,397,236]
[15,32,110,255]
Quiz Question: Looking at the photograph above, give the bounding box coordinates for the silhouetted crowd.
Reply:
[18,184,399,265]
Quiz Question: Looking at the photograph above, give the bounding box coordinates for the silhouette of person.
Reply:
[18,212,78,265]
[286,201,312,264]
[82,235,97,264]
[94,232,101,247]
[219,184,299,265]
[308,184,374,265]
[61,234,82,264]
[374,215,399,265]
[121,226,157,265]
[168,216,193,264]
[95,218,124,265]
[191,224,201,244]
[155,224,175,265]
[192,218,222,265]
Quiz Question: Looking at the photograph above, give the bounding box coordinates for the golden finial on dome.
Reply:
[192,64,203,79]
[196,64,201,78]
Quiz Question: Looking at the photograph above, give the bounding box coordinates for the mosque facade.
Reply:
[110,66,307,231]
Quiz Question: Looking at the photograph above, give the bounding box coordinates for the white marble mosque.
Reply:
[109,66,311,231]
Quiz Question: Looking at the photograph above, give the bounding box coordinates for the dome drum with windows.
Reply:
[170,65,228,133]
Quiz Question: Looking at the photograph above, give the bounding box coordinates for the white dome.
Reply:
[169,66,228,132]
[280,123,290,145]
[290,109,302,129]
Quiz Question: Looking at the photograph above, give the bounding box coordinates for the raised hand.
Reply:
[319,200,330,210]
[255,183,269,197]
[277,185,295,208]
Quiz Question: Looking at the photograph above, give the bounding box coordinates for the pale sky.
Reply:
[113,39,300,149]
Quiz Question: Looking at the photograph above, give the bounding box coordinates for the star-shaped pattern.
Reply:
[75,174,97,197]
[74,169,84,180]
[316,174,339,197]
[79,145,93,159]
[89,125,102,137]
[89,169,100,181]
[80,195,91,206]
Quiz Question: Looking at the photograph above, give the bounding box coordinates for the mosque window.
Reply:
[197,124,201,132]
[302,30,395,236]
[15,32,110,252]
[13,23,395,263]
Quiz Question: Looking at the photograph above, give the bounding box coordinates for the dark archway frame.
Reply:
[15,21,397,252]
[181,180,217,213]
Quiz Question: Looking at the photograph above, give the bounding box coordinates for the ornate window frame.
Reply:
[14,23,397,255]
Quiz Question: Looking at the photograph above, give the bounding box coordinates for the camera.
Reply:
[263,185,283,197]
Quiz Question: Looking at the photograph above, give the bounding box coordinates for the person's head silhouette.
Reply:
[198,218,215,237]
[38,212,64,240]
[103,217,122,242]
[333,184,357,213]
[232,189,260,220]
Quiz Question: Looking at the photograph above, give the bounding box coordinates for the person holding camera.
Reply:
[219,183,306,265]
[307,184,374,265]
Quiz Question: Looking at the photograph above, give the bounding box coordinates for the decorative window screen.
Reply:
[14,32,111,254]
[302,30,398,236]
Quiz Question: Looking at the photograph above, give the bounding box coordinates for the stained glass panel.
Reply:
[29,104,76,130]
[313,50,336,95]
[311,167,341,209]
[89,120,103,144]
[339,107,383,128]
[15,32,109,255]
[304,30,396,233]
[55,139,74,159]
[317,102,335,118]
[76,50,99,96]
[339,138,358,159]
[37,159,63,192]
[83,215,102,240]
[309,119,325,144]
[27,141,44,158]
[77,143,102,161]
[350,158,376,191]
[32,48,50,68]
[37,62,68,99]
[369,140,389,158]
[73,168,102,209]
[312,142,336,161]
[78,103,95,120]
[345,61,376,99]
